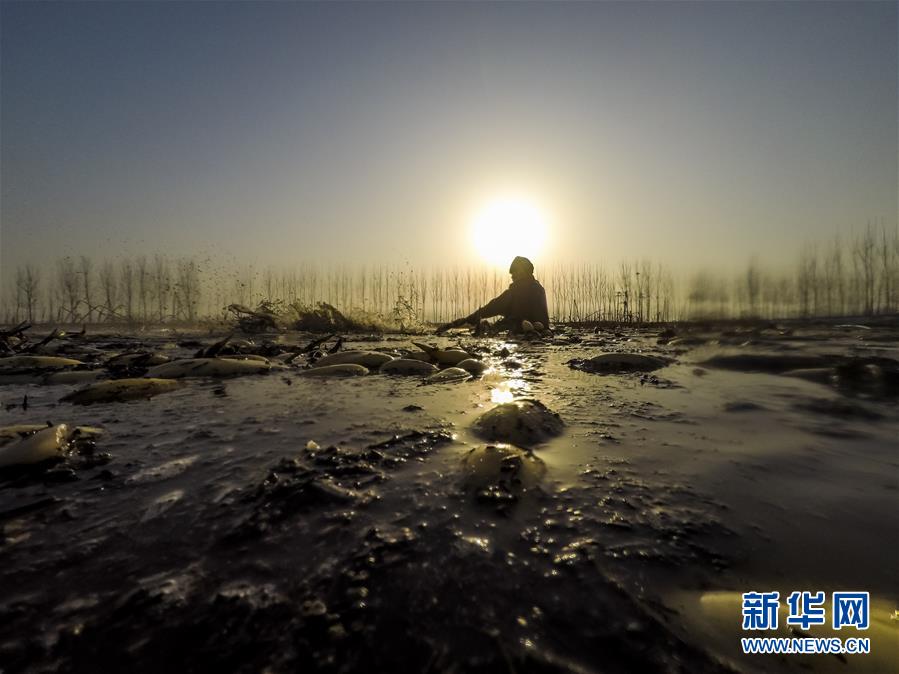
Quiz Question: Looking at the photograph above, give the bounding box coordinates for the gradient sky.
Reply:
[1,1,896,278]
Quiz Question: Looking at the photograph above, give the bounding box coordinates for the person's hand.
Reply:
[435,318,464,334]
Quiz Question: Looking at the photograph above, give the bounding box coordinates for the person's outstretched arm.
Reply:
[435,288,512,333]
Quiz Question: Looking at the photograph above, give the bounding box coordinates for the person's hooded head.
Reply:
[509,256,534,282]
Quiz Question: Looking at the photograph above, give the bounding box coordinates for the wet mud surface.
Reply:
[1,322,897,673]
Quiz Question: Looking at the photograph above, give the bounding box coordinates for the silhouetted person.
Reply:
[436,256,549,334]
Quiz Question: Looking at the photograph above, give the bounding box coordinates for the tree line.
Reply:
[2,223,897,326]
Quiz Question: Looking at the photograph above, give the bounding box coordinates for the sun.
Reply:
[471,197,548,267]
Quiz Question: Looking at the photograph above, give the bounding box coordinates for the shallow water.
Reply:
[0,324,896,673]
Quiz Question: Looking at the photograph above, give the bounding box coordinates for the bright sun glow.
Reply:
[471,197,548,267]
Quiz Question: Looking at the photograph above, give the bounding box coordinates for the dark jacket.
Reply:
[464,276,549,327]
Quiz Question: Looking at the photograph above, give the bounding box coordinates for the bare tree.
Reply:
[880,222,895,313]
[152,254,170,321]
[15,264,40,323]
[639,259,654,323]
[137,256,150,322]
[177,258,201,321]
[57,257,80,322]
[263,268,276,301]
[892,223,899,311]
[99,260,119,321]
[745,257,760,317]
[851,223,876,314]
[13,267,24,321]
[830,235,845,315]
[45,282,56,323]
[688,270,728,319]
[120,259,135,322]
[797,246,816,317]
[79,256,94,322]
[821,239,838,316]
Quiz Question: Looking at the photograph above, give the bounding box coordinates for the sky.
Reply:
[1,1,896,279]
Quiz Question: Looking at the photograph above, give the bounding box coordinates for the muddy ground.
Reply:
[0,321,897,673]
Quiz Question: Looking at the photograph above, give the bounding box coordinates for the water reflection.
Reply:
[491,388,514,404]
[489,376,529,404]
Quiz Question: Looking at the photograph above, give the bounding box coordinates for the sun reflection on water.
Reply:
[491,388,515,404]
[489,377,529,404]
